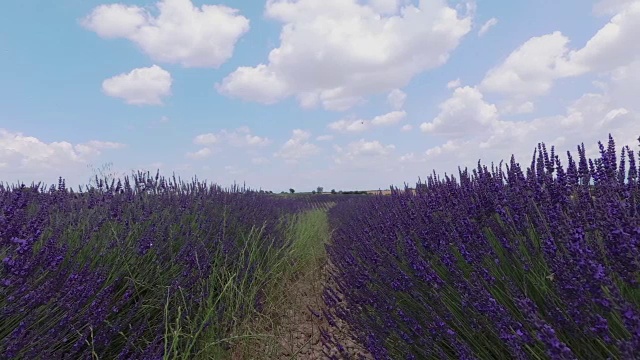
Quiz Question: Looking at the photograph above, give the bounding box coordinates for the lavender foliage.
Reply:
[0,171,307,359]
[323,135,639,359]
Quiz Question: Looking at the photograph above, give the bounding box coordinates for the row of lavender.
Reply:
[1,172,308,359]
[322,135,639,359]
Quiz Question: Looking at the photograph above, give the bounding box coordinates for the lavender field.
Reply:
[1,135,639,360]
[323,135,639,359]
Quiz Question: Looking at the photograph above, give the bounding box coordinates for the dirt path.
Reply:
[268,261,372,359]
[231,260,372,360]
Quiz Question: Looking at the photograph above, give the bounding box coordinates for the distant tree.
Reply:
[331,189,336,194]
[281,191,286,194]
[317,186,324,194]
[312,190,316,194]
[289,188,295,194]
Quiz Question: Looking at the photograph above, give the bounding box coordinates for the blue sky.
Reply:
[1,0,639,192]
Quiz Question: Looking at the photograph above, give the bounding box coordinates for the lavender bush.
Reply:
[0,171,309,359]
[323,135,639,360]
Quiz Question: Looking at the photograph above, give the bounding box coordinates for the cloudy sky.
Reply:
[1,0,638,192]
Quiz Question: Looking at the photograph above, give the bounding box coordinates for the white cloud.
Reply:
[478,17,497,37]
[193,133,218,145]
[294,90,371,111]
[480,2,640,106]
[80,3,147,38]
[275,129,320,162]
[396,140,465,166]
[81,0,250,68]
[334,139,395,165]
[608,59,640,111]
[102,65,172,105]
[368,0,401,15]
[401,124,413,131]
[186,147,212,159]
[569,2,640,73]
[399,152,417,162]
[420,86,499,137]
[593,0,638,15]
[222,127,271,147]
[84,140,125,150]
[0,129,125,174]
[425,140,460,157]
[216,64,291,105]
[322,95,368,112]
[414,81,639,181]
[371,110,406,125]
[328,118,370,132]
[387,89,407,109]
[216,0,472,110]
[457,1,477,18]
[244,134,270,146]
[480,32,586,99]
[74,141,126,157]
[186,127,271,164]
[409,1,640,180]
[349,139,395,156]
[500,101,535,115]
[316,134,334,141]
[329,110,407,133]
[192,127,270,150]
[475,94,637,159]
[446,78,461,89]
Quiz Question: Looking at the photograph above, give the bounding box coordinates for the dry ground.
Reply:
[231,261,372,360]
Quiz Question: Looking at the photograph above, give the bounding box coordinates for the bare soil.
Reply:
[231,261,372,359]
